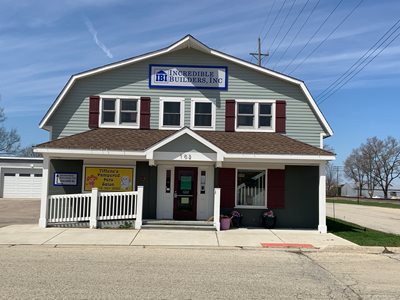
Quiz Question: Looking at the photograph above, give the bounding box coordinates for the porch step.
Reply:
[141,220,215,231]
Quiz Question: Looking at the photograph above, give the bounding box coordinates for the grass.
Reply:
[327,198,400,209]
[327,217,400,247]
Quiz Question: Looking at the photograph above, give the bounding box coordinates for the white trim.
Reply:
[235,168,268,209]
[98,95,140,129]
[159,97,185,130]
[38,156,49,228]
[39,35,333,137]
[235,100,276,132]
[0,156,43,161]
[190,98,216,131]
[145,127,225,162]
[34,147,146,159]
[224,153,335,161]
[318,162,327,233]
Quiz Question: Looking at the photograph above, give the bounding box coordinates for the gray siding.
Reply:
[223,166,319,228]
[48,48,325,147]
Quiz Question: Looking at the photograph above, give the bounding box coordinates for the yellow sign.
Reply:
[84,167,134,192]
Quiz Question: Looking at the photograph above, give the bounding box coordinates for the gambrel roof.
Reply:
[39,35,333,137]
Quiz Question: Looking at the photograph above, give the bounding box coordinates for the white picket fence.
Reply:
[47,187,143,229]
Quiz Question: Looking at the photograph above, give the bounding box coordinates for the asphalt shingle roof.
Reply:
[35,128,333,156]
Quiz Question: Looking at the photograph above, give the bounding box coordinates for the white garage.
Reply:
[0,157,43,199]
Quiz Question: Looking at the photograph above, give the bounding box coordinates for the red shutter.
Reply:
[218,168,236,209]
[89,96,100,129]
[140,97,151,129]
[275,100,286,133]
[267,169,285,208]
[225,100,235,132]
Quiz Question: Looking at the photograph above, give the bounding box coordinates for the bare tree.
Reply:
[18,144,41,157]
[0,105,20,154]
[367,136,400,199]
[344,148,365,197]
[359,139,379,198]
[325,162,338,196]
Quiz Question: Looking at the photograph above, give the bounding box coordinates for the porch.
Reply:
[39,186,222,231]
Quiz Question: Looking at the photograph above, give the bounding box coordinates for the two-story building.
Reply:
[35,35,334,232]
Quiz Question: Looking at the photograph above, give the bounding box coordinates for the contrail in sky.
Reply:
[84,18,113,58]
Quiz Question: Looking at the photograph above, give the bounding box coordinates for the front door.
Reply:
[173,167,197,220]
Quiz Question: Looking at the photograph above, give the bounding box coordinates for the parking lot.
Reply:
[0,199,40,228]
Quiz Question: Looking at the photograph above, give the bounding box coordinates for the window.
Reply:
[190,98,216,130]
[100,96,139,128]
[160,98,184,129]
[236,169,266,208]
[236,101,275,131]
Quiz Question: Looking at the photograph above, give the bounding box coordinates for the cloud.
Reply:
[84,18,113,58]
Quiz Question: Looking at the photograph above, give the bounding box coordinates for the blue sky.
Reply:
[0,0,399,165]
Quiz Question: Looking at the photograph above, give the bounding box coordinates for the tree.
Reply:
[344,136,400,199]
[325,162,338,196]
[368,137,400,199]
[0,104,20,154]
[344,148,365,197]
[18,144,41,157]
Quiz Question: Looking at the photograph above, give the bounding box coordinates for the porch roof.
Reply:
[35,128,333,157]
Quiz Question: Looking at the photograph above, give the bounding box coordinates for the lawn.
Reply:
[327,198,400,209]
[327,217,400,247]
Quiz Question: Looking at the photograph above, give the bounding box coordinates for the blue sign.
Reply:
[149,64,228,90]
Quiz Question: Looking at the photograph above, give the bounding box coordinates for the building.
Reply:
[35,35,334,231]
[0,157,43,198]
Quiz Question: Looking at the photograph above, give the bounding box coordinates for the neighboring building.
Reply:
[0,157,43,198]
[341,182,400,199]
[35,35,334,231]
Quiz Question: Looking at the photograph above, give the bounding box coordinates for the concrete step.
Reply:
[142,220,215,231]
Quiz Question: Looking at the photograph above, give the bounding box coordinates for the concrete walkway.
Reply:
[327,203,400,235]
[0,224,355,249]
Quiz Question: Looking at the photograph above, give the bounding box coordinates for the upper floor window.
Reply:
[236,100,275,132]
[190,98,216,130]
[159,97,184,130]
[100,96,139,128]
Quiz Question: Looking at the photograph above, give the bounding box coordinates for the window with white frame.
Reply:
[236,101,275,131]
[191,98,215,130]
[236,169,266,207]
[160,98,184,129]
[100,97,139,127]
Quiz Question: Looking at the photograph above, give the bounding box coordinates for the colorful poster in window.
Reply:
[84,167,134,192]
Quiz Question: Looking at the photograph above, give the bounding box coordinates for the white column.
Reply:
[135,186,144,229]
[318,162,327,233]
[214,188,221,231]
[38,156,50,228]
[89,188,99,229]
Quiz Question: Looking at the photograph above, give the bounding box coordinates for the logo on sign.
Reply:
[149,64,228,90]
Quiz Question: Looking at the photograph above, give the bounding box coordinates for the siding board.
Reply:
[48,48,325,147]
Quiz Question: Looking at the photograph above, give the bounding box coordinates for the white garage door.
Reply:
[3,172,42,198]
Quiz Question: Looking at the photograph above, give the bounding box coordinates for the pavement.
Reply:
[0,198,40,228]
[327,202,400,235]
[0,224,356,249]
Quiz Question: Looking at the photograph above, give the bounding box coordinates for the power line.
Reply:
[269,0,310,66]
[273,0,320,70]
[318,25,400,104]
[258,0,277,38]
[281,0,343,73]
[316,18,400,101]
[266,0,298,61]
[261,0,288,45]
[289,0,364,74]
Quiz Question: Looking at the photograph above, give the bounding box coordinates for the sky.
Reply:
[0,0,399,166]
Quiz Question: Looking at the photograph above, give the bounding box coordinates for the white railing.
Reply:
[46,186,144,229]
[97,191,137,221]
[48,193,91,223]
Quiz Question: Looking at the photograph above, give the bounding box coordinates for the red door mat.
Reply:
[261,243,315,249]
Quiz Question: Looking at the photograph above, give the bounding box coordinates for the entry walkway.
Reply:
[0,225,354,249]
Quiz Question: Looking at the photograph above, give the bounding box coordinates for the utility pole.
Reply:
[250,37,269,66]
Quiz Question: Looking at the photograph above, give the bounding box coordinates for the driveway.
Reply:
[0,199,40,228]
[327,203,400,235]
